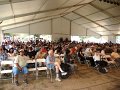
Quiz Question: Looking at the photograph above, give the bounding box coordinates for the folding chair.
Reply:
[36,59,47,79]
[0,60,14,83]
[27,60,37,79]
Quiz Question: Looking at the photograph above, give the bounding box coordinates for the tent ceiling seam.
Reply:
[32,0,48,21]
[72,11,111,32]
[0,2,92,21]
[72,21,101,36]
[0,0,34,5]
[1,13,67,28]
[90,3,120,23]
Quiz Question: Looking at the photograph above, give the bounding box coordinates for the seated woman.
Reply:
[64,48,72,64]
[101,48,115,64]
[93,50,102,66]
[46,50,67,82]
[93,50,108,71]
[8,48,16,57]
[111,48,120,65]
[77,47,85,64]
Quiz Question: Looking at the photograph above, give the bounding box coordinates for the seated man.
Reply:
[46,50,67,82]
[27,46,36,59]
[93,50,101,66]
[84,46,95,67]
[13,49,29,86]
[64,48,76,72]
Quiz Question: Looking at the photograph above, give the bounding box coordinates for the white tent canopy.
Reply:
[0,0,120,41]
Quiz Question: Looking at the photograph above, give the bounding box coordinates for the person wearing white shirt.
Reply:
[84,47,93,57]
[93,50,101,66]
[84,46,95,67]
[13,49,29,86]
[93,50,108,72]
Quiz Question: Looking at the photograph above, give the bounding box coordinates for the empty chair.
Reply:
[0,60,14,83]
[36,58,47,79]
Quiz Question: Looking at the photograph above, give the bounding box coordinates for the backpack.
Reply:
[26,63,39,68]
[26,63,35,68]
[60,63,71,79]
[98,60,108,74]
[98,66,107,74]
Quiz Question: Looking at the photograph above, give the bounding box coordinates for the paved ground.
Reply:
[0,64,120,90]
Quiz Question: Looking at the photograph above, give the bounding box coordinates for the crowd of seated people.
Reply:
[0,40,120,85]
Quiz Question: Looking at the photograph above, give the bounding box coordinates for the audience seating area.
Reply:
[0,41,120,86]
[0,58,48,82]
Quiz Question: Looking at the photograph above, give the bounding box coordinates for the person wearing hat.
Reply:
[12,49,29,86]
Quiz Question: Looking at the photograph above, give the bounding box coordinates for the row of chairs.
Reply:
[0,58,47,83]
[84,56,119,71]
[27,59,47,79]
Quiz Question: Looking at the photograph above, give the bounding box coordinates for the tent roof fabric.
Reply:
[0,0,120,35]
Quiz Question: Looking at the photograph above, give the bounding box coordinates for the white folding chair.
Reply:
[0,60,14,83]
[36,59,47,79]
[27,60,37,79]
[8,56,15,60]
